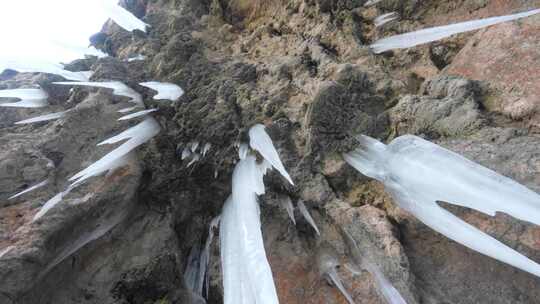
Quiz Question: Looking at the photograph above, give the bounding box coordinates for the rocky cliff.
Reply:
[1,0,540,303]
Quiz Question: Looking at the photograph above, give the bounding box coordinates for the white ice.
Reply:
[54,81,143,105]
[0,246,15,259]
[0,59,92,81]
[118,106,139,113]
[249,124,294,185]
[101,0,149,32]
[191,141,200,153]
[0,88,49,108]
[344,134,540,278]
[202,143,212,157]
[187,154,201,167]
[69,118,160,186]
[33,185,75,221]
[318,248,355,304]
[127,54,146,62]
[238,143,249,160]
[118,108,157,121]
[298,201,320,235]
[280,196,296,225]
[139,81,184,101]
[15,110,69,125]
[182,148,192,160]
[220,156,279,304]
[364,0,383,7]
[374,12,398,28]
[9,180,48,200]
[370,8,540,53]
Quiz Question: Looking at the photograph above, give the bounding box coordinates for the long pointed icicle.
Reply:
[298,201,320,235]
[220,155,280,304]
[118,108,157,121]
[249,124,294,185]
[101,0,149,32]
[0,88,49,108]
[280,196,296,225]
[139,81,184,101]
[370,8,540,53]
[54,81,143,105]
[0,246,14,259]
[374,12,398,28]
[327,268,355,304]
[344,134,540,278]
[0,60,92,81]
[15,110,69,125]
[9,180,48,200]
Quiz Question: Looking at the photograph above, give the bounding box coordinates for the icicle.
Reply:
[118,108,157,121]
[0,246,14,259]
[127,54,146,62]
[370,9,540,53]
[238,143,249,160]
[187,154,201,168]
[280,196,296,225]
[342,230,406,304]
[118,106,139,113]
[185,246,202,292]
[191,142,200,153]
[344,134,540,278]
[9,180,48,200]
[69,118,159,186]
[15,110,69,125]
[182,148,192,160]
[33,185,75,221]
[197,216,220,298]
[249,124,294,185]
[54,81,143,105]
[0,88,49,108]
[214,170,219,179]
[327,268,355,304]
[0,59,92,81]
[374,12,398,28]
[220,156,279,304]
[298,201,320,235]
[202,143,212,157]
[139,81,185,101]
[364,0,383,7]
[101,0,149,32]
[318,246,355,304]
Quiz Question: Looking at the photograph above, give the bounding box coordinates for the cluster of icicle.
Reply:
[344,135,540,278]
[369,7,540,53]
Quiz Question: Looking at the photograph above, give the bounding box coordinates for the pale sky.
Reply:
[0,0,115,64]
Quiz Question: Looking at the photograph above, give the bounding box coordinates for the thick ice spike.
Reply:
[54,81,143,105]
[139,81,184,101]
[298,201,320,235]
[15,110,69,124]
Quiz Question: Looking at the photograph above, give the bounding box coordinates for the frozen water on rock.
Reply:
[238,143,249,160]
[54,81,143,105]
[0,59,92,81]
[127,54,146,62]
[280,196,296,225]
[139,81,184,101]
[220,156,280,304]
[191,141,200,153]
[118,108,157,121]
[249,124,294,185]
[70,118,160,186]
[364,0,383,7]
[15,110,69,124]
[9,180,48,200]
[298,201,320,235]
[0,88,49,108]
[182,148,192,160]
[0,246,15,259]
[202,143,212,157]
[101,0,149,32]
[374,12,398,28]
[344,134,540,278]
[370,9,540,53]
[187,154,201,167]
[318,248,355,304]
[33,185,75,221]
[118,106,139,113]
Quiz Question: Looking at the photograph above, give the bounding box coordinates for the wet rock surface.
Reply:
[1,0,540,303]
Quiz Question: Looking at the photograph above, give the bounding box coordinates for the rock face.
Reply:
[1,0,540,304]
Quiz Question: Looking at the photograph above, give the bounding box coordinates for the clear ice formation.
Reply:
[342,230,406,304]
[298,201,320,235]
[69,118,160,186]
[374,12,398,28]
[344,134,540,278]
[118,108,157,121]
[370,8,540,53]
[249,124,294,185]
[33,185,75,221]
[0,59,93,81]
[15,110,69,125]
[127,54,146,62]
[220,155,280,304]
[280,196,296,225]
[0,88,49,108]
[139,81,184,101]
[54,81,143,106]
[238,143,249,160]
[9,180,48,200]
[101,0,149,32]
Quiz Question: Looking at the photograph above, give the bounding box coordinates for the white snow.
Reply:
[220,156,279,304]
[139,81,184,101]
[9,180,48,200]
[249,124,294,185]
[69,117,160,186]
[54,81,143,105]
[15,110,69,125]
[298,201,320,235]
[118,108,157,121]
[370,8,540,53]
[344,134,540,278]
[0,88,49,108]
[374,12,398,28]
